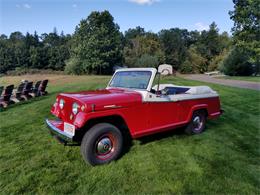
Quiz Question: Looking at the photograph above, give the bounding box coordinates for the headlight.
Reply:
[59,99,65,109]
[72,102,80,115]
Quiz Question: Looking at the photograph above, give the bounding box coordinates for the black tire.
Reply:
[80,123,123,166]
[185,110,206,135]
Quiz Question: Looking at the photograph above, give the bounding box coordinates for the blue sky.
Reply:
[0,0,234,36]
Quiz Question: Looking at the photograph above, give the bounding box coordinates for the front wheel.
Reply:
[80,123,123,166]
[185,110,206,135]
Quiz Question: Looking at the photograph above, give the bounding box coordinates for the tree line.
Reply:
[0,28,71,74]
[0,0,259,76]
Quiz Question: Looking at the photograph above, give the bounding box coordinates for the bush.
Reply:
[180,47,207,73]
[64,58,84,75]
[208,49,229,71]
[221,47,254,76]
[180,60,194,73]
[134,54,159,68]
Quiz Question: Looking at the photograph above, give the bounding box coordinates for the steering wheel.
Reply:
[161,88,168,95]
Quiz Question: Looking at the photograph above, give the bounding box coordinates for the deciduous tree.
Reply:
[68,10,123,74]
[229,0,259,75]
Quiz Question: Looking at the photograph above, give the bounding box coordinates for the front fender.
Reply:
[73,109,128,129]
[74,112,88,128]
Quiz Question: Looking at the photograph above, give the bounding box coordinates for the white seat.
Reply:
[186,86,216,95]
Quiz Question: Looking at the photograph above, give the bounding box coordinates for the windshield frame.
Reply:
[107,69,156,91]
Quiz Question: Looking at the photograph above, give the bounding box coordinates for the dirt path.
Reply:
[180,74,260,91]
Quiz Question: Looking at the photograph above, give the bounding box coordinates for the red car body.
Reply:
[46,68,222,165]
[49,88,221,138]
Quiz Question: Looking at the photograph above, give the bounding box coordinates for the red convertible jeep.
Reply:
[46,68,222,165]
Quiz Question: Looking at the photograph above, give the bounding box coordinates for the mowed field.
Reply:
[0,74,259,194]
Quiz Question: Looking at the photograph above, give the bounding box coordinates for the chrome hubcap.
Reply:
[97,137,112,155]
[193,116,203,131]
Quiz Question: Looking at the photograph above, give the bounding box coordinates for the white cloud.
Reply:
[72,4,77,8]
[129,0,160,5]
[23,4,32,9]
[195,22,209,31]
[15,4,32,9]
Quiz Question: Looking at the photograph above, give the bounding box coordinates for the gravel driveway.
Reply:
[181,74,260,91]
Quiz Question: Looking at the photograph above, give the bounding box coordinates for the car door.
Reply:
[146,94,180,130]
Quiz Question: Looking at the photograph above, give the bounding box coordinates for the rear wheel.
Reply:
[80,123,123,166]
[185,110,206,135]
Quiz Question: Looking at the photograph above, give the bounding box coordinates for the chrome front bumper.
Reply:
[45,119,73,143]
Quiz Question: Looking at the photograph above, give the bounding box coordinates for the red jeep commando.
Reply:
[46,68,222,165]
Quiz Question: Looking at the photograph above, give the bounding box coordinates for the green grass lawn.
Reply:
[0,75,259,194]
[217,75,260,82]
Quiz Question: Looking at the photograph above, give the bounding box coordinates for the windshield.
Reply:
[109,71,152,90]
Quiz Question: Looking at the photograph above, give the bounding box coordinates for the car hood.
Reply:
[58,88,143,112]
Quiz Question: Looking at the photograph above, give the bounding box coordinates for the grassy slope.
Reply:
[217,76,260,82]
[0,75,259,194]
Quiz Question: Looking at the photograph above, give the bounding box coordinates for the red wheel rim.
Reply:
[95,133,116,160]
